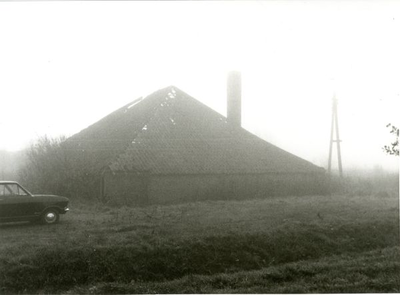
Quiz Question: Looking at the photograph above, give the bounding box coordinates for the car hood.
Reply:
[32,195,69,203]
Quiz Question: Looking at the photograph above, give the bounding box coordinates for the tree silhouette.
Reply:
[19,135,101,200]
[383,124,399,156]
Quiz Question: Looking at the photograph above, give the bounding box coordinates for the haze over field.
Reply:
[0,1,399,172]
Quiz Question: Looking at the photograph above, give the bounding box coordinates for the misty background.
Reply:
[0,1,399,180]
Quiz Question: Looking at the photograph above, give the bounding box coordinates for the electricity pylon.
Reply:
[328,95,343,177]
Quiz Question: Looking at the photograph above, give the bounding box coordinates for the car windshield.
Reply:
[0,184,29,196]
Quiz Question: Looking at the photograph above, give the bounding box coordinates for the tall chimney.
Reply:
[227,71,242,128]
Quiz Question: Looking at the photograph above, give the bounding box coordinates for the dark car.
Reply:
[0,181,69,224]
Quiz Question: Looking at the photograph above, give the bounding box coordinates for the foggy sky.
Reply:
[0,1,399,172]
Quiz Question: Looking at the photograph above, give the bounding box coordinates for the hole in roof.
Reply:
[142,124,148,131]
[169,117,176,125]
[127,97,143,109]
[160,101,171,107]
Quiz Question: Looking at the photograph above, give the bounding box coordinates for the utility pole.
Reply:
[328,95,343,177]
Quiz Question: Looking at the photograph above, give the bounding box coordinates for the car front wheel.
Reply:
[42,209,60,225]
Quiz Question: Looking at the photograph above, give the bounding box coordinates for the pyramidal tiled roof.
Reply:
[65,86,324,175]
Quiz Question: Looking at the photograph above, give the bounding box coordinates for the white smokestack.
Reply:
[227,71,242,128]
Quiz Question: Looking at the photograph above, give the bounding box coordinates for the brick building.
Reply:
[65,77,326,205]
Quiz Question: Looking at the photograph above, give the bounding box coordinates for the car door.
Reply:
[0,184,18,219]
[0,184,39,219]
[0,184,8,219]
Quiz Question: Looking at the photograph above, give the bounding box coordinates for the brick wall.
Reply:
[148,173,327,205]
[103,172,327,206]
[103,172,149,206]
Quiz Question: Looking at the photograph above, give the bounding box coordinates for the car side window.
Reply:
[0,184,28,196]
[17,185,28,196]
[8,184,19,195]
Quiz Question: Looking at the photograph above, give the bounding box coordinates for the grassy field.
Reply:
[0,177,399,294]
